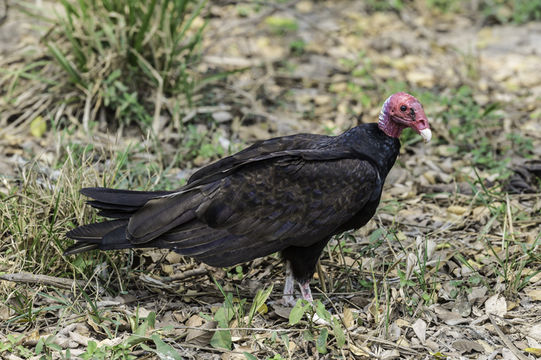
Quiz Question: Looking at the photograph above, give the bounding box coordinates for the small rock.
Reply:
[212,111,232,123]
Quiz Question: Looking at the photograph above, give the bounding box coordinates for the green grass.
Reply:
[2,0,221,136]
[49,0,207,129]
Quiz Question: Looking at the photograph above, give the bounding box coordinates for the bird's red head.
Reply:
[378,92,432,142]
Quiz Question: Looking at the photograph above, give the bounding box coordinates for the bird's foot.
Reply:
[275,294,297,307]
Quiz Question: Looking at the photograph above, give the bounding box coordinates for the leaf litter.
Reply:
[0,0,540,359]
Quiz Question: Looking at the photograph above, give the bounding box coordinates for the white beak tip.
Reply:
[420,128,432,143]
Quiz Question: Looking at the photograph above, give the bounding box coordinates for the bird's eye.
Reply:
[400,105,407,112]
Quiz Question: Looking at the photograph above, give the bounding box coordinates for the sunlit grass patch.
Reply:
[2,0,213,135]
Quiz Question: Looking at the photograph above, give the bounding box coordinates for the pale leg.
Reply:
[298,281,313,302]
[282,262,297,306]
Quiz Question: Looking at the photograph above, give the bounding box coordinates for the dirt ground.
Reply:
[0,1,540,359]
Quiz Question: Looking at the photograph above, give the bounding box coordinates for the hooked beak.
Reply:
[411,112,431,143]
[419,128,432,143]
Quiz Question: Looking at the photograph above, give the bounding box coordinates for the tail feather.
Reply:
[86,200,140,212]
[65,187,175,255]
[96,210,134,219]
[65,219,129,255]
[65,187,226,259]
[81,187,174,207]
[82,187,176,219]
[66,219,127,241]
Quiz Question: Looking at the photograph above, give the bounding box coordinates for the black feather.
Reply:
[81,187,173,206]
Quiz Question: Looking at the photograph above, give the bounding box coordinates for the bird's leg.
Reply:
[281,262,297,307]
[298,280,330,325]
[298,281,313,302]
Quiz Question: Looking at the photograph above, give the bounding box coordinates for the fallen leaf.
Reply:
[161,264,174,275]
[528,323,541,341]
[477,339,494,353]
[485,294,507,316]
[412,319,427,344]
[349,344,371,356]
[272,304,292,320]
[221,352,247,360]
[434,306,468,325]
[186,315,217,347]
[447,205,468,215]
[395,319,410,327]
[526,289,541,301]
[453,339,485,353]
[397,336,410,348]
[525,348,541,356]
[30,116,47,137]
[343,307,354,328]
[165,252,182,263]
[381,349,400,360]
[467,286,488,303]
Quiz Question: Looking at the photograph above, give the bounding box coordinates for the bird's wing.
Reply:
[196,157,379,244]
[126,135,358,244]
[186,133,353,187]
[127,155,380,266]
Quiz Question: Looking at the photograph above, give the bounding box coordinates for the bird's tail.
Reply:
[64,187,174,255]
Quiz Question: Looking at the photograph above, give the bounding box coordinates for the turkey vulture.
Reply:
[65,92,431,305]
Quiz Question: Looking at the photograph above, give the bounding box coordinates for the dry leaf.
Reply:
[221,353,246,360]
[165,251,182,263]
[501,348,519,360]
[526,289,541,301]
[69,331,92,347]
[161,264,174,275]
[412,319,427,344]
[395,319,410,327]
[349,344,371,356]
[447,205,468,215]
[381,349,401,360]
[467,286,488,303]
[397,336,410,348]
[30,116,47,137]
[453,339,485,353]
[477,339,494,353]
[0,303,11,321]
[485,294,507,316]
[98,336,126,347]
[272,304,291,320]
[525,348,541,356]
[433,306,468,325]
[528,323,541,342]
[185,315,217,346]
[343,307,354,328]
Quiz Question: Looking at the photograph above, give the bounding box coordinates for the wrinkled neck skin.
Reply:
[378,97,405,138]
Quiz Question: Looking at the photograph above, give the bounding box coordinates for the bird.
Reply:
[65,92,432,305]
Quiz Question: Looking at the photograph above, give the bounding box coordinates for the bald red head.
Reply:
[378,92,432,142]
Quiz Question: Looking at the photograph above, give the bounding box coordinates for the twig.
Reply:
[0,273,86,289]
[488,314,529,360]
[160,268,209,283]
[352,333,419,355]
[171,324,307,333]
